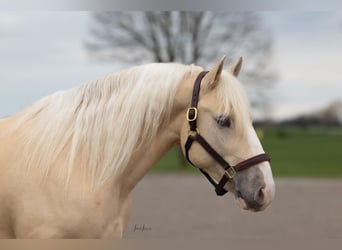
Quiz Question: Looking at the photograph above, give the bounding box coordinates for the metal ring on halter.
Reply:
[186,107,198,122]
[188,128,200,136]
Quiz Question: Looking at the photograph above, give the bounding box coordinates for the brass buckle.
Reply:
[186,107,198,122]
[225,167,237,179]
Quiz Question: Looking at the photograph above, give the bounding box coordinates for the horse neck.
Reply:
[113,118,180,197]
[114,76,195,197]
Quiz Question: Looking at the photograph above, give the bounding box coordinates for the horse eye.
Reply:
[215,115,232,128]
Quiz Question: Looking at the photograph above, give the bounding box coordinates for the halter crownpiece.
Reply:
[184,71,271,196]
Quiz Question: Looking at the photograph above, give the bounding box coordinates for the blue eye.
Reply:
[215,115,232,128]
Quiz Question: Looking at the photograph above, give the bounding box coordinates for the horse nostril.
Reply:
[254,187,266,205]
[236,187,269,210]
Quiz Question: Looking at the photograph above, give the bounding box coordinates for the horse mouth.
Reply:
[237,197,249,210]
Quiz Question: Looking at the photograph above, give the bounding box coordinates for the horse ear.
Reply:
[202,56,226,91]
[229,56,243,77]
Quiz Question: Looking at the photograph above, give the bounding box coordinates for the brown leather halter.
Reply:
[184,71,271,196]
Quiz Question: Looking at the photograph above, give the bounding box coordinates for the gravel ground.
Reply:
[124,174,342,242]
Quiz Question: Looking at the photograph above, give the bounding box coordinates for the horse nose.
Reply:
[238,186,267,211]
[248,186,272,211]
[235,166,275,211]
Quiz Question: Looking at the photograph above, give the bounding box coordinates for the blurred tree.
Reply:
[86,11,277,166]
[319,100,342,125]
[86,12,276,96]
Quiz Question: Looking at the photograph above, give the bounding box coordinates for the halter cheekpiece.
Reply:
[184,71,271,196]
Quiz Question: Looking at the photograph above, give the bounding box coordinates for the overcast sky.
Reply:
[0,11,341,120]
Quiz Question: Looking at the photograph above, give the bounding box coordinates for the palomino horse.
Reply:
[0,57,275,238]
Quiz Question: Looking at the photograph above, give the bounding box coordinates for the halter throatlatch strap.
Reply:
[184,71,271,196]
[187,71,208,131]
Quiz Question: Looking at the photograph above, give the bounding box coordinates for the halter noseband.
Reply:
[184,71,270,196]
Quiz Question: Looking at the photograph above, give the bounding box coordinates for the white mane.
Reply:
[12,63,200,187]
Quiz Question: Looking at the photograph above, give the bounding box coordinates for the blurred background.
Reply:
[2,11,340,178]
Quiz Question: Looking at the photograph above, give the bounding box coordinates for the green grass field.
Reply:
[152,127,342,178]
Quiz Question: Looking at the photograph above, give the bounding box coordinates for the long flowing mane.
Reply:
[12,63,201,187]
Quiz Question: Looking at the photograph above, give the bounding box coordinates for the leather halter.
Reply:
[184,71,271,196]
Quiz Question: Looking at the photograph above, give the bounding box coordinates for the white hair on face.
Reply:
[12,63,200,187]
